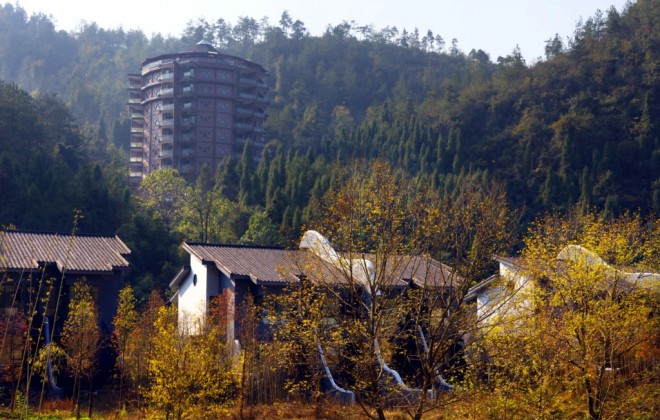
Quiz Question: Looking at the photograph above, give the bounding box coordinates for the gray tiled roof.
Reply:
[183,243,304,284]
[181,243,461,288]
[376,254,460,288]
[0,231,131,273]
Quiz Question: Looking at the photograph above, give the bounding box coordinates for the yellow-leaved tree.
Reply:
[405,180,514,420]
[112,285,138,409]
[485,211,659,419]
[61,282,99,419]
[314,160,422,419]
[286,160,514,419]
[144,305,236,420]
[268,277,330,412]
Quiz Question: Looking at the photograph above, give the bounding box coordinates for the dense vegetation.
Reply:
[0,81,129,233]
[2,169,656,419]
[0,2,658,417]
[0,0,658,296]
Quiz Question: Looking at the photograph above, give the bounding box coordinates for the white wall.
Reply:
[476,260,531,328]
[178,255,209,335]
[176,255,238,340]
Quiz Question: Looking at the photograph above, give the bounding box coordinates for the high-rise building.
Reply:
[128,40,268,183]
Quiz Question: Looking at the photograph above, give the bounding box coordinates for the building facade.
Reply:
[128,40,268,183]
[168,230,460,400]
[0,230,131,386]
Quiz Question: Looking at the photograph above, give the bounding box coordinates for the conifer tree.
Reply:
[238,139,256,207]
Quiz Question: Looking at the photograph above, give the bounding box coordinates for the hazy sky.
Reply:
[15,0,629,62]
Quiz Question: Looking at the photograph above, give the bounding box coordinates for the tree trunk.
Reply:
[585,377,601,420]
[239,354,248,419]
[118,366,123,411]
[376,406,386,420]
[88,375,94,418]
[75,375,82,419]
[71,373,79,416]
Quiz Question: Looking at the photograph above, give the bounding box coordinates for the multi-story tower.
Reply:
[128,40,268,183]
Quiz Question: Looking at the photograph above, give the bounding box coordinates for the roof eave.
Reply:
[169,265,191,289]
[465,274,500,303]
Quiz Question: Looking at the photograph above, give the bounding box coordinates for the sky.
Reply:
[15,0,630,62]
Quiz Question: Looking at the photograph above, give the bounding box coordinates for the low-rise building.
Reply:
[0,230,131,383]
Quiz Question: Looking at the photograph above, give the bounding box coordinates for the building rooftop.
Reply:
[192,39,218,53]
[494,255,522,268]
[140,43,267,73]
[0,230,131,273]
[182,243,304,285]
[177,242,461,288]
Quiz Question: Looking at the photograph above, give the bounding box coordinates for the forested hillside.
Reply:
[0,81,129,233]
[0,0,658,294]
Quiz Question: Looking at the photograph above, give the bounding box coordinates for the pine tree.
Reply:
[215,156,240,201]
[238,139,256,207]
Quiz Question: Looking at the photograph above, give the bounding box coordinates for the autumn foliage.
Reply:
[480,211,659,419]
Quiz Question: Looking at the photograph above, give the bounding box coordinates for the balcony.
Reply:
[182,69,195,79]
[161,118,174,127]
[254,126,265,133]
[181,117,195,126]
[160,149,173,158]
[181,132,195,142]
[161,161,173,169]
[158,72,174,81]
[129,170,143,178]
[182,101,194,110]
[161,133,174,143]
[161,103,174,111]
[128,76,142,89]
[129,112,143,119]
[253,111,266,119]
[235,107,252,116]
[128,149,142,163]
[182,85,195,94]
[234,122,253,131]
[239,77,257,86]
[128,97,141,104]
[131,127,143,134]
[238,92,256,101]
[130,141,143,148]
[257,81,268,89]
[181,148,195,158]
[159,87,174,96]
[142,60,164,73]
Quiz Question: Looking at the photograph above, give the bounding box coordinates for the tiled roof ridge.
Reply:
[494,254,521,264]
[184,242,293,251]
[1,229,121,239]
